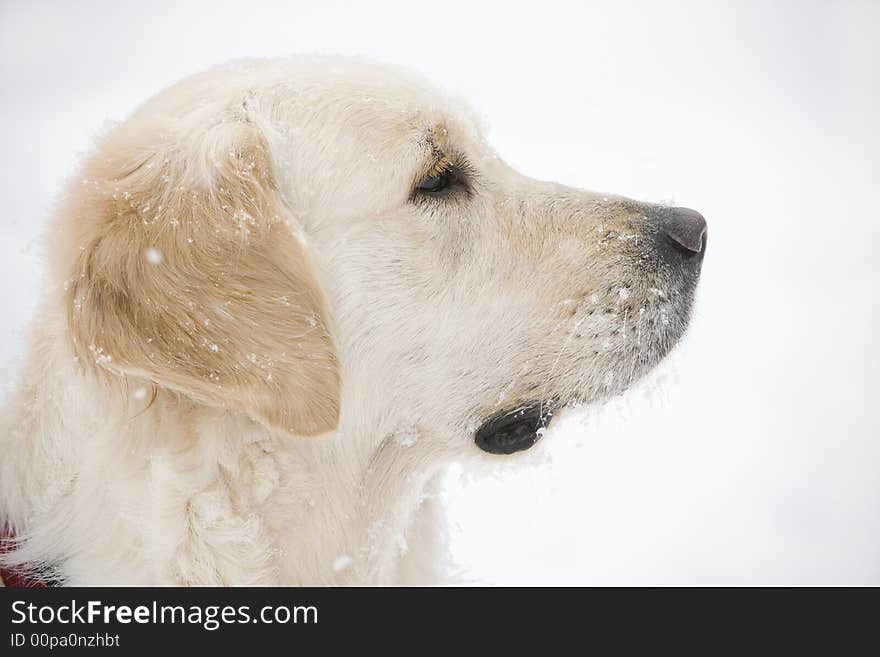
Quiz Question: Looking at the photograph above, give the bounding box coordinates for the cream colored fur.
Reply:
[0,56,699,585]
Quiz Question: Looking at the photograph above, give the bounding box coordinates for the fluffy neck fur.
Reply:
[1,300,449,586]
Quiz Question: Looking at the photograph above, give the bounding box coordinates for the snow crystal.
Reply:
[332,555,353,572]
[88,344,112,366]
[232,209,255,227]
[617,287,630,302]
[292,230,308,248]
[392,428,420,448]
[145,247,163,264]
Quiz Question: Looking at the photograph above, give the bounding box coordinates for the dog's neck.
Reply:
[2,303,447,585]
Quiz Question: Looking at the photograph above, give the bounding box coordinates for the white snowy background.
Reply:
[1,0,878,585]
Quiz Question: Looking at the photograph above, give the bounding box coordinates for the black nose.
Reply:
[660,207,707,255]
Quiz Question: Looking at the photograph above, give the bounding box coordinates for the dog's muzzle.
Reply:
[474,402,555,455]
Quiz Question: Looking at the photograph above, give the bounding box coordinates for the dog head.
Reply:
[60,57,705,456]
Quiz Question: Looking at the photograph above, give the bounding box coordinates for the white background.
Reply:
[1,0,878,584]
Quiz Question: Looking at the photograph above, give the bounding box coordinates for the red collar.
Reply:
[0,528,47,588]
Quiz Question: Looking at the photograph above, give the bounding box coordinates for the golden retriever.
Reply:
[0,56,706,585]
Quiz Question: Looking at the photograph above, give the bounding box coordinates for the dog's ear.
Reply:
[64,110,339,436]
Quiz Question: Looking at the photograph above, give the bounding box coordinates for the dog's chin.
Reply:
[473,326,690,456]
[474,269,703,457]
[474,401,556,455]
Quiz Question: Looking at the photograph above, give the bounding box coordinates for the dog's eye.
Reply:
[412,158,467,199]
[416,170,455,193]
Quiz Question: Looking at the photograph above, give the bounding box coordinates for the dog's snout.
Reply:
[660,207,707,255]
